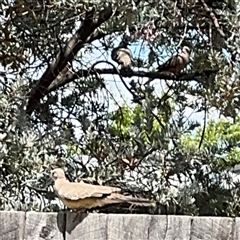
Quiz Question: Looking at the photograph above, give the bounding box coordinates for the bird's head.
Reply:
[51,168,66,181]
[183,46,191,54]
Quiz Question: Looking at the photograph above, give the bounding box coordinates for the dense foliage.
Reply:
[1,0,240,216]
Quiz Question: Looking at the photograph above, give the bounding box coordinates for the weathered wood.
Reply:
[148,215,167,240]
[0,211,25,240]
[233,217,240,240]
[107,214,151,240]
[24,211,65,240]
[65,212,108,240]
[149,215,191,240]
[0,211,238,239]
[190,216,233,240]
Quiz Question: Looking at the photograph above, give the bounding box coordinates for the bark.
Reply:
[26,7,113,115]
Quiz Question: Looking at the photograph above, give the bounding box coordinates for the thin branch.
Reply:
[198,97,207,150]
[26,6,113,115]
[46,66,219,94]
[199,0,225,37]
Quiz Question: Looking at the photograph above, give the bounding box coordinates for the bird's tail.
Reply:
[110,193,155,207]
[124,196,155,207]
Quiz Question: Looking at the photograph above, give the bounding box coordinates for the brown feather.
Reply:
[51,168,154,210]
[157,46,190,76]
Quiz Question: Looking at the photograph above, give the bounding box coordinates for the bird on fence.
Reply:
[111,39,133,70]
[51,168,154,211]
[157,46,191,77]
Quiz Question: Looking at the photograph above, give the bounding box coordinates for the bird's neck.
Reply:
[55,178,68,188]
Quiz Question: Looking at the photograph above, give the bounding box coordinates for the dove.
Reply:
[51,168,154,210]
[157,46,191,77]
[111,39,133,69]
[144,46,191,85]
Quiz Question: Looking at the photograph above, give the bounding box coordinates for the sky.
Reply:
[86,36,220,124]
[0,31,222,137]
[42,33,223,140]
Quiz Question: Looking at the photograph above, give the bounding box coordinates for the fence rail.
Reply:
[0,211,237,239]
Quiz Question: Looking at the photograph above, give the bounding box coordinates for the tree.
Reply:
[1,0,240,215]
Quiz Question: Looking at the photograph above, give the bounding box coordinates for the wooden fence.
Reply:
[0,211,237,239]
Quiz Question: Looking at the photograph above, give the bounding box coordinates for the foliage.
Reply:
[183,119,240,169]
[1,0,240,216]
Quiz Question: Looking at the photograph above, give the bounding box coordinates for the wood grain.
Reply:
[66,212,108,240]
[190,216,233,240]
[0,211,25,240]
[24,211,65,240]
[0,211,237,239]
[107,214,151,240]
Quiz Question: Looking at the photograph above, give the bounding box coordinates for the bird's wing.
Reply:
[55,180,121,200]
[158,55,179,70]
[158,52,189,72]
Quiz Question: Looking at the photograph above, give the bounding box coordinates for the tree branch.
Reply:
[46,67,219,94]
[199,0,226,37]
[26,6,113,115]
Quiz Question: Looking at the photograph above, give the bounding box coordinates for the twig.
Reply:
[91,61,166,129]
[198,97,207,150]
[176,21,188,48]
[199,0,225,37]
[46,67,219,94]
[26,7,113,115]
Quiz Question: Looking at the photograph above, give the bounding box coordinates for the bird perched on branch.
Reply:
[144,46,191,85]
[51,168,154,211]
[111,39,133,70]
[157,46,191,77]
